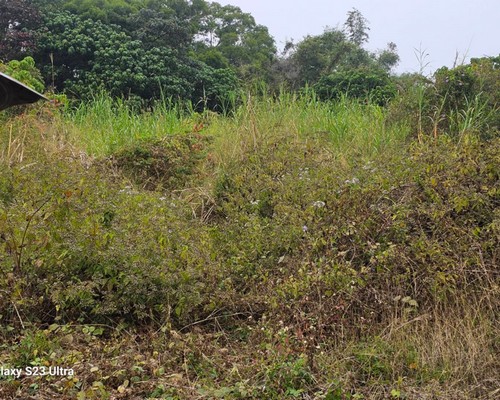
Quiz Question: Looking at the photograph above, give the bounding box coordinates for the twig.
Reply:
[12,301,25,329]
[179,310,249,332]
[14,196,52,275]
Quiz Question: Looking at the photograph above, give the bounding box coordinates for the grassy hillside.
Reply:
[0,93,498,399]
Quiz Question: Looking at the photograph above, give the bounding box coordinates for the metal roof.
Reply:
[0,71,48,111]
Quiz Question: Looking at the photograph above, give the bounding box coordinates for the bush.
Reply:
[389,56,500,139]
[212,133,499,335]
[109,133,212,191]
[315,67,396,105]
[0,56,45,93]
[0,157,215,326]
[434,56,500,137]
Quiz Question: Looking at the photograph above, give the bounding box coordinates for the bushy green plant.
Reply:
[263,355,313,398]
[390,56,499,139]
[213,133,499,331]
[0,56,44,93]
[0,156,212,326]
[315,67,396,105]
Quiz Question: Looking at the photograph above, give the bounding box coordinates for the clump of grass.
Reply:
[392,302,498,392]
[64,94,196,156]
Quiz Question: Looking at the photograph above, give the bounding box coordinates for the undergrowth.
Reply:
[0,92,498,399]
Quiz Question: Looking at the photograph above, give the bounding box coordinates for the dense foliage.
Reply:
[0,5,498,398]
[433,56,500,136]
[315,67,396,105]
[387,55,500,139]
[1,1,406,107]
[0,56,44,92]
[35,10,238,106]
[0,0,41,60]
[0,91,498,398]
[4,0,497,118]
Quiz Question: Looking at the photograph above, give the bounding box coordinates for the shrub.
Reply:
[315,67,396,105]
[109,133,212,191]
[212,133,499,336]
[0,56,45,93]
[0,157,215,327]
[389,56,500,139]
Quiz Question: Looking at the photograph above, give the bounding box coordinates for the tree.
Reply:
[343,8,369,46]
[127,0,209,51]
[0,0,41,61]
[280,9,399,91]
[195,2,276,80]
[35,11,192,99]
[286,27,380,87]
[289,29,349,87]
[32,10,238,108]
[377,42,400,72]
[33,0,247,76]
[0,56,45,93]
[129,7,193,51]
[48,0,141,26]
[190,62,239,111]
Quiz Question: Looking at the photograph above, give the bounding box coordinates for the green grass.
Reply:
[54,89,410,162]
[65,95,194,155]
[204,90,409,167]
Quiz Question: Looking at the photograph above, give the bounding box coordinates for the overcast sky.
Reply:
[216,0,500,75]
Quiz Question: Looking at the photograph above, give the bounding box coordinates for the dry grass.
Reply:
[382,299,499,398]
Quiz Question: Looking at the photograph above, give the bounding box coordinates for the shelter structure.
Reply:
[0,72,47,111]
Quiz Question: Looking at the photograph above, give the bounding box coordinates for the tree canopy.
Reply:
[272,8,399,99]
[0,0,41,61]
[31,1,243,108]
[1,2,403,108]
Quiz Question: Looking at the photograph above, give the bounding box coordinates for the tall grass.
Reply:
[65,94,195,155]
[449,93,497,139]
[55,89,410,161]
[204,89,410,172]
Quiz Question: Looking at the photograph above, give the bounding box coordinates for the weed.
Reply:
[0,88,498,399]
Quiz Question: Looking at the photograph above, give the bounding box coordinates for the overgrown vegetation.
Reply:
[1,1,499,399]
[1,82,499,398]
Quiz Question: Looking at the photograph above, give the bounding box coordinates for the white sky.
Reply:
[215,0,500,75]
